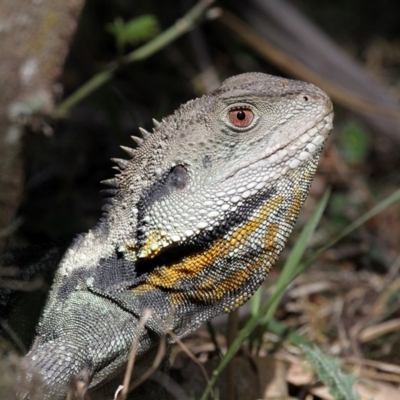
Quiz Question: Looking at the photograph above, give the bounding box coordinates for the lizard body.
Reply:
[22,73,333,398]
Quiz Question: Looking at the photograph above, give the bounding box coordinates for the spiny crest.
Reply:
[120,146,136,158]
[100,178,119,188]
[127,117,161,150]
[110,158,130,171]
[101,203,113,212]
[138,127,151,139]
[109,122,155,173]
[99,117,161,213]
[131,136,143,146]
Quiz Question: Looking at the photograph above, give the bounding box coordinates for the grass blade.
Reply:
[199,190,330,400]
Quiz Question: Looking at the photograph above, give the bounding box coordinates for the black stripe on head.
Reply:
[134,185,278,280]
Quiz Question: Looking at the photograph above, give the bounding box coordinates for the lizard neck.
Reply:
[127,151,321,337]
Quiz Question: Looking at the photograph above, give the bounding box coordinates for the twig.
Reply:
[128,335,167,393]
[166,328,211,388]
[55,0,214,116]
[0,320,27,353]
[345,356,400,375]
[117,308,153,400]
[358,318,400,343]
[385,251,400,284]
[0,276,44,291]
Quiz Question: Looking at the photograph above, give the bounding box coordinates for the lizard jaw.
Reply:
[220,110,333,183]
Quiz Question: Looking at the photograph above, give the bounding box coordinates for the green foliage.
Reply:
[107,15,160,54]
[200,191,331,400]
[201,188,400,399]
[57,1,212,114]
[338,122,370,166]
[248,189,330,352]
[301,343,360,400]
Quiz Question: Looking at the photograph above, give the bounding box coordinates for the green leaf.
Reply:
[338,122,370,166]
[301,343,360,400]
[107,15,160,47]
[295,187,400,277]
[249,286,262,318]
[199,190,331,400]
[201,187,400,399]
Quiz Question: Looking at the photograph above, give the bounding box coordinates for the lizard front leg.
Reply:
[25,291,147,399]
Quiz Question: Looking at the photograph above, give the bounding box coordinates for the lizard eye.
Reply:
[228,108,254,128]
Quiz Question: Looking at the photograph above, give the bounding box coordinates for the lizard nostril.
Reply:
[303,96,309,101]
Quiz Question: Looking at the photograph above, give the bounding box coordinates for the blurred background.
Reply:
[1,0,400,398]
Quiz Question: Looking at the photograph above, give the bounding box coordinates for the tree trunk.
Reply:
[0,0,86,252]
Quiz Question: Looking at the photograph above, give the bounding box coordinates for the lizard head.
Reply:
[111,73,333,262]
[92,72,333,330]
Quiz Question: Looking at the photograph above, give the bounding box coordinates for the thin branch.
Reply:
[0,320,27,353]
[166,328,211,388]
[55,0,215,116]
[128,335,166,393]
[117,308,153,400]
[0,276,44,291]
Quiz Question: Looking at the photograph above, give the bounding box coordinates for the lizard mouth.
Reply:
[221,110,334,182]
[260,111,333,161]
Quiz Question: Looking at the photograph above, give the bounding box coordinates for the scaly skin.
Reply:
[24,73,333,399]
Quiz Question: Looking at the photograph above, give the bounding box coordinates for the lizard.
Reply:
[17,72,333,399]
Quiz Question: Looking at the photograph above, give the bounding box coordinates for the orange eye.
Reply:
[228,108,254,128]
